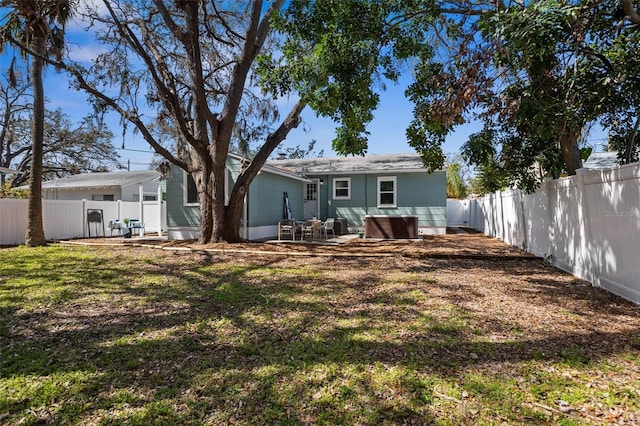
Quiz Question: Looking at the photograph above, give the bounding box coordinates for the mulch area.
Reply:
[59,231,534,260]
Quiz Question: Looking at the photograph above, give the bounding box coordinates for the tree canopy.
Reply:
[409,0,640,191]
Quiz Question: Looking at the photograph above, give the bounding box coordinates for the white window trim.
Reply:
[332,177,351,200]
[377,176,397,208]
[183,169,230,206]
[183,172,199,206]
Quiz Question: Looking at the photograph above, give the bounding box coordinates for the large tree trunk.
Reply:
[220,102,306,242]
[210,151,227,242]
[192,153,214,244]
[222,185,247,243]
[195,174,213,244]
[193,148,229,244]
[25,36,46,247]
[624,115,640,164]
[559,126,583,176]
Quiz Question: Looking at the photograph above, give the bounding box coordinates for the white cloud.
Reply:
[68,0,110,27]
[68,44,107,63]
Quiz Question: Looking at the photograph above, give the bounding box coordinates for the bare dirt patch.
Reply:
[64,232,533,259]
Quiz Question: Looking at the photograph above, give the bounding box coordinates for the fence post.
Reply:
[82,199,87,238]
[498,190,505,241]
[575,168,594,284]
[157,185,163,236]
[139,185,144,225]
[544,177,555,262]
[518,189,528,251]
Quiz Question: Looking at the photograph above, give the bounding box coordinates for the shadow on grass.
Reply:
[1,245,639,424]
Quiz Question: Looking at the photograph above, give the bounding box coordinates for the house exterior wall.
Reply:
[122,180,161,201]
[248,172,304,227]
[166,156,447,239]
[43,187,123,201]
[246,172,305,240]
[166,158,307,240]
[166,165,199,229]
[42,180,159,202]
[321,171,446,233]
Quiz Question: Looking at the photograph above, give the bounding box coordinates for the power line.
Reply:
[120,161,152,166]
[119,147,156,154]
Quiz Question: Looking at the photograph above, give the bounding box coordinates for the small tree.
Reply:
[446,162,467,199]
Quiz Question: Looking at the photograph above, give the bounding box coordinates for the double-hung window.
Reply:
[333,177,351,200]
[377,176,397,208]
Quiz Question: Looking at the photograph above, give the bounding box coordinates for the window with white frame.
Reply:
[184,170,229,206]
[333,177,351,200]
[184,173,199,206]
[377,176,396,207]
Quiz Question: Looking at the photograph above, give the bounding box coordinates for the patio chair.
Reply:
[321,218,336,239]
[278,219,296,240]
[108,220,127,237]
[128,219,145,237]
[302,220,321,241]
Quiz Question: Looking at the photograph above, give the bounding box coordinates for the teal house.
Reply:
[166,153,446,240]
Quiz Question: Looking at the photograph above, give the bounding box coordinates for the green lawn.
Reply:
[1,243,639,425]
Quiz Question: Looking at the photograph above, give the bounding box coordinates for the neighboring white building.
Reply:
[40,171,163,201]
[582,151,619,170]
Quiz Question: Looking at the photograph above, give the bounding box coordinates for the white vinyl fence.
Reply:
[0,198,167,245]
[452,162,640,305]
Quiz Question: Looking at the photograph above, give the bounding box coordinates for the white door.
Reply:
[303,180,319,219]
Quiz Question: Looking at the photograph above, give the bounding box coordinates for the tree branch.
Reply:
[620,0,640,24]
[218,0,285,152]
[5,32,188,171]
[102,0,196,147]
[232,100,307,204]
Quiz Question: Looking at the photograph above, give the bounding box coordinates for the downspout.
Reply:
[365,174,368,216]
[326,175,331,217]
[315,179,320,219]
[244,188,249,240]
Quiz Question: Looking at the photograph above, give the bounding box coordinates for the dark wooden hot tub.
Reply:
[364,215,419,239]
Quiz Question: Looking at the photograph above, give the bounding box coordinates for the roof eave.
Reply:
[43,185,121,191]
[300,168,442,175]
